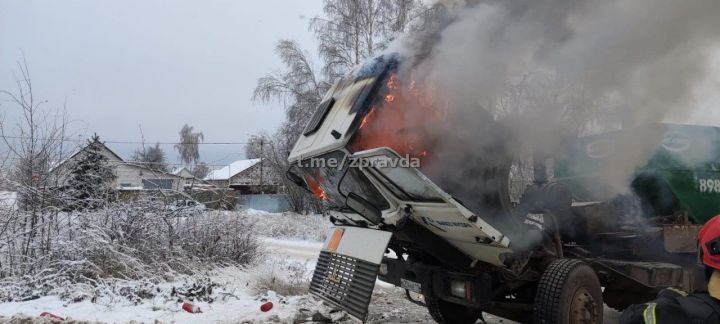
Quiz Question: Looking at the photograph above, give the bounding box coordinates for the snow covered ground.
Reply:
[0,267,320,323]
[0,210,622,323]
[0,210,332,323]
[0,238,455,324]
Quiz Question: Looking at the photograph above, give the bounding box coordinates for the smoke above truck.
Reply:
[286,1,720,322]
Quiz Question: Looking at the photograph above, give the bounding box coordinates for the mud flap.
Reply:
[309,226,392,322]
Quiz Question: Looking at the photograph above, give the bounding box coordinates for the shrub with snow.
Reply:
[249,259,313,296]
[0,200,261,303]
[236,209,331,242]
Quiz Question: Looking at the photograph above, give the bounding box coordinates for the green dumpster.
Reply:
[555,123,720,224]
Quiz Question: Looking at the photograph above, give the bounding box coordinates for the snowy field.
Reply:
[0,209,621,323]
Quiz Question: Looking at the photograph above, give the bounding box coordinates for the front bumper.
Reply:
[308,226,391,321]
[379,257,493,309]
[310,250,380,321]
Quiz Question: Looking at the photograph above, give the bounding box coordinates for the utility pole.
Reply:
[259,139,264,193]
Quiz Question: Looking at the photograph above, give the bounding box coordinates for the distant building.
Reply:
[171,166,200,188]
[204,158,280,193]
[171,167,194,179]
[50,141,184,191]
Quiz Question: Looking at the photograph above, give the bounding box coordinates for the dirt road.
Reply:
[347,285,622,324]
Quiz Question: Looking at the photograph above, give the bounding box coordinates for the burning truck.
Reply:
[285,55,712,323]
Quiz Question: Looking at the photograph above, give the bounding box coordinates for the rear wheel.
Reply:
[533,259,603,324]
[426,296,481,324]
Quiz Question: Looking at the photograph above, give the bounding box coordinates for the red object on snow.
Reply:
[260,301,274,312]
[182,302,202,313]
[39,312,64,321]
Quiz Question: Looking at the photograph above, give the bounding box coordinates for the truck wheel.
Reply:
[533,259,603,324]
[426,296,481,324]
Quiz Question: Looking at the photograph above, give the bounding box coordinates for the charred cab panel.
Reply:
[288,56,398,163]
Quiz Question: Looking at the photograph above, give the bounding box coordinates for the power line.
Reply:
[0,157,256,168]
[0,135,253,145]
[1,153,256,165]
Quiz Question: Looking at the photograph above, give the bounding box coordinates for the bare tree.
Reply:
[191,162,210,179]
[254,40,329,138]
[311,0,429,80]
[244,132,321,213]
[490,71,609,200]
[0,57,74,263]
[494,71,604,138]
[0,167,10,191]
[252,40,328,213]
[132,142,169,172]
[174,124,204,166]
[244,133,267,160]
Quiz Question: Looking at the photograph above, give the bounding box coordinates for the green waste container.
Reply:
[555,123,720,224]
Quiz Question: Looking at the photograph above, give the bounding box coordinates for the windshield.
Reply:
[298,151,389,211]
[364,153,445,202]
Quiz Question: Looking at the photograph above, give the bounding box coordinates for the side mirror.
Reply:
[286,169,305,187]
[285,169,311,193]
[346,192,382,225]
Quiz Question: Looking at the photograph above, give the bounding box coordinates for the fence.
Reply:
[236,194,291,213]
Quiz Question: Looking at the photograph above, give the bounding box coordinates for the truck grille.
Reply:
[310,250,380,321]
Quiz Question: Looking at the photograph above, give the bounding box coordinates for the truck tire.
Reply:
[426,296,481,324]
[533,259,603,324]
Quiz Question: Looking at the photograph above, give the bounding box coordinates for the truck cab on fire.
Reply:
[287,55,701,324]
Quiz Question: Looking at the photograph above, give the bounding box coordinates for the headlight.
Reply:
[450,280,467,299]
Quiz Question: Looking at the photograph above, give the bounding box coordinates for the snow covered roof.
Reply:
[171,167,190,175]
[204,159,261,181]
[50,141,123,172]
[171,167,197,179]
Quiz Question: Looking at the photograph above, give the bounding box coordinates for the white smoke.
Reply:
[393,0,720,195]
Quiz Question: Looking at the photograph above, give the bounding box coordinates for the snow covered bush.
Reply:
[0,200,261,302]
[250,259,312,296]
[176,211,261,265]
[237,209,331,242]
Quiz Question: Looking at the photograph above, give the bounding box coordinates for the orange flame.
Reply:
[350,73,444,164]
[359,107,376,129]
[304,174,327,200]
[387,74,399,89]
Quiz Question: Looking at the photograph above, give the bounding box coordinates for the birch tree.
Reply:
[174,124,204,166]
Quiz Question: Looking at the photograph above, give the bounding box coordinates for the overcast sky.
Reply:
[0,0,323,167]
[2,1,720,169]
